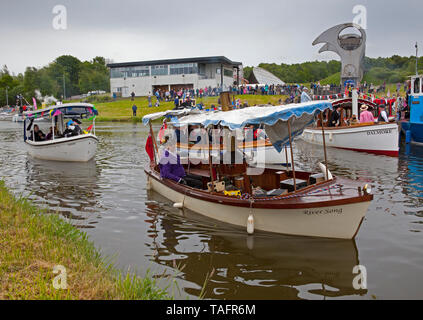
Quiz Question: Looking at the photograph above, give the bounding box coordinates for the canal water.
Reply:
[0,121,422,299]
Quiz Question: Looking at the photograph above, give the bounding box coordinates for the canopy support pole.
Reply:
[287,119,297,191]
[208,127,215,193]
[320,112,329,180]
[52,115,55,140]
[285,144,289,172]
[149,122,159,165]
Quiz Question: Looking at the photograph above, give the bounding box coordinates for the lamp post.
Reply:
[63,74,66,100]
[416,42,419,76]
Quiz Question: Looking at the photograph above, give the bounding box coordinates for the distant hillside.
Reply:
[244,55,423,85]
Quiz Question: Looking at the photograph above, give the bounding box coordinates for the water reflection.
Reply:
[145,190,365,299]
[23,158,101,227]
[1,122,423,299]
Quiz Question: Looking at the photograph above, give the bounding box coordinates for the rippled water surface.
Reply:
[1,121,422,299]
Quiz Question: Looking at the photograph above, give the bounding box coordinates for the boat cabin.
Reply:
[23,103,98,142]
[409,75,423,125]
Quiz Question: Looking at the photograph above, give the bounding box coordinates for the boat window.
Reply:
[414,78,420,94]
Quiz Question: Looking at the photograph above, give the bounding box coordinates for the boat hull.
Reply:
[25,134,98,162]
[302,123,399,156]
[400,121,423,144]
[146,171,371,239]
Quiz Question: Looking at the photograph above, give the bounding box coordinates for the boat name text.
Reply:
[303,208,343,215]
[367,129,392,135]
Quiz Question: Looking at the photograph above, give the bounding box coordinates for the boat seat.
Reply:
[280,178,308,193]
[309,173,325,185]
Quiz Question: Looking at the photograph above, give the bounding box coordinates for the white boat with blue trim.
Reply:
[23,103,99,162]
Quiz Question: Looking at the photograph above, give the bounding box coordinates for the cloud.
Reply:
[0,0,421,73]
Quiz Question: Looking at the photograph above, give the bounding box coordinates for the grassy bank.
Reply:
[0,181,170,300]
[90,95,288,122]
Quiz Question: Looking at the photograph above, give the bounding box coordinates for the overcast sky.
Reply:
[0,0,421,74]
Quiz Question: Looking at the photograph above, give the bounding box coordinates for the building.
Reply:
[107,56,242,97]
[247,67,285,85]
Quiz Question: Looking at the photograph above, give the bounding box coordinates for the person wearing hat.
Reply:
[63,120,82,137]
[377,104,389,123]
[301,87,312,103]
[359,104,374,123]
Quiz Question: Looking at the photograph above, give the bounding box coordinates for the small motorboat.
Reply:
[143,101,373,239]
[23,103,99,162]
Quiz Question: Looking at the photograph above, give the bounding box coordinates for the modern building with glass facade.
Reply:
[107,56,242,97]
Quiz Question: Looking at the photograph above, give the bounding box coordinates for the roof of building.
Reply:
[248,67,285,85]
[107,56,242,68]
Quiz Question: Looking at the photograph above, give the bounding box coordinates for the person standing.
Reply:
[132,104,137,117]
[377,105,389,123]
[329,106,342,127]
[301,87,312,103]
[148,93,152,108]
[359,105,374,123]
[131,91,135,101]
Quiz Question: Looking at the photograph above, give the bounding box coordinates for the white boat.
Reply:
[302,97,399,156]
[143,101,373,239]
[23,103,99,162]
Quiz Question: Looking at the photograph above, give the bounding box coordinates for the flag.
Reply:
[52,109,62,117]
[145,134,155,164]
[87,124,93,131]
[32,97,37,110]
[88,115,96,121]
[158,122,167,142]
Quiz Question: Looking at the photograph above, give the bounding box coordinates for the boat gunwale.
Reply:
[145,166,373,209]
[25,134,98,147]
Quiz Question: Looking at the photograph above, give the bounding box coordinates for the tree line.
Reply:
[0,55,110,106]
[243,55,423,85]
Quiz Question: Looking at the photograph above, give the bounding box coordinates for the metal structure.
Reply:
[248,67,285,85]
[313,23,366,88]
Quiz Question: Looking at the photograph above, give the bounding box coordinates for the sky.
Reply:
[0,0,421,74]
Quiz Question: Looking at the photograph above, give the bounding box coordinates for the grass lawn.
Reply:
[0,180,172,300]
[91,95,289,122]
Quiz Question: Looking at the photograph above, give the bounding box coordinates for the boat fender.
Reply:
[329,132,333,142]
[146,177,152,190]
[311,132,314,141]
[173,202,184,209]
[247,214,254,235]
[318,162,333,180]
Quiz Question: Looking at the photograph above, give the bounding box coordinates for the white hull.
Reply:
[301,123,399,156]
[147,175,370,239]
[26,134,98,162]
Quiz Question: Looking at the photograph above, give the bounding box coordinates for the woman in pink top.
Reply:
[359,104,375,123]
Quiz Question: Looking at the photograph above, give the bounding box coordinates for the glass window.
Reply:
[224,68,233,78]
[169,63,198,75]
[151,65,168,76]
[414,77,420,94]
